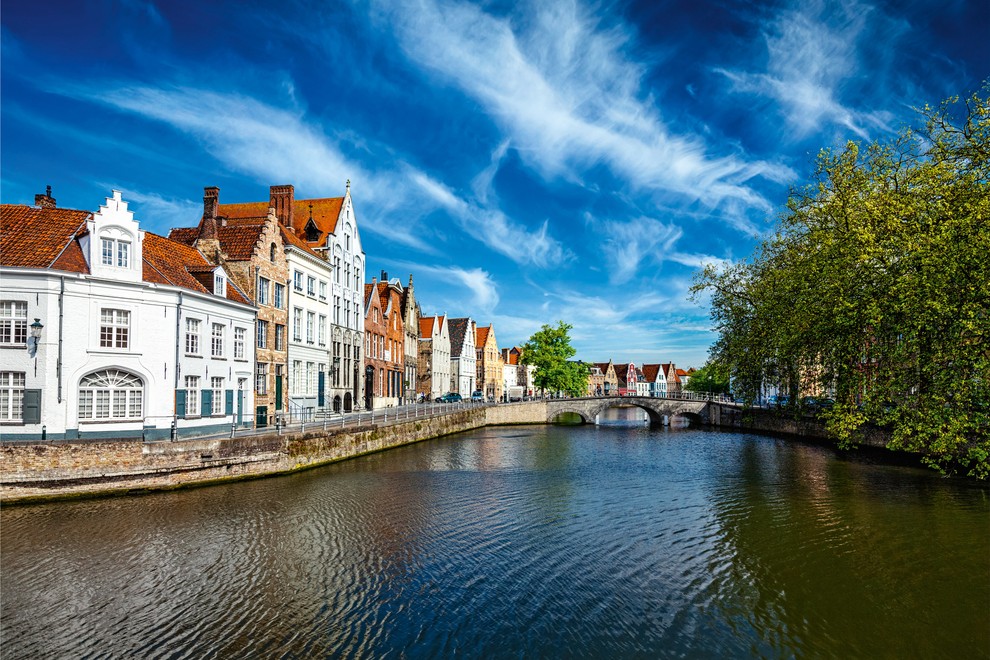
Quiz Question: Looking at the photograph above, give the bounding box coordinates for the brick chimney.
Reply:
[199,187,219,241]
[270,185,295,229]
[35,185,56,209]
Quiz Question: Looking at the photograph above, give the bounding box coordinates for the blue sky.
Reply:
[2,0,986,367]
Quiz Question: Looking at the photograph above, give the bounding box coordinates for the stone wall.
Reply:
[711,403,889,448]
[484,401,547,425]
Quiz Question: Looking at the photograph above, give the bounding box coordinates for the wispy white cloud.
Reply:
[717,0,894,139]
[65,83,566,267]
[387,259,500,316]
[102,186,202,229]
[372,0,792,218]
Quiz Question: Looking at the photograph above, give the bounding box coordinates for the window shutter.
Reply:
[201,389,212,417]
[225,389,234,415]
[318,371,325,407]
[175,390,186,418]
[22,389,41,424]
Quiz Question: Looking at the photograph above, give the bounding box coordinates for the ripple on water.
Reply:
[2,426,988,658]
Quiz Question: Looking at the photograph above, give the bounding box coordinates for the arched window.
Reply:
[270,243,276,262]
[78,369,144,421]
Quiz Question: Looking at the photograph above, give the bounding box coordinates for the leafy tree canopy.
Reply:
[520,321,588,397]
[684,362,731,395]
[692,87,990,478]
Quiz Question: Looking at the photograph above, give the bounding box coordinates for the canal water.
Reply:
[2,421,988,658]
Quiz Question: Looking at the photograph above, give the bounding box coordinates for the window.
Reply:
[334,257,341,284]
[334,297,341,325]
[100,237,130,267]
[307,276,316,297]
[270,243,276,262]
[306,312,315,344]
[293,271,303,291]
[213,273,226,297]
[354,268,361,290]
[293,360,303,393]
[257,320,268,349]
[78,369,143,421]
[293,308,302,342]
[307,362,315,395]
[234,328,245,359]
[0,301,27,345]
[212,377,224,415]
[211,323,224,358]
[275,283,286,309]
[185,376,200,416]
[319,281,327,300]
[275,324,285,351]
[0,371,25,421]
[257,276,270,306]
[256,362,269,395]
[318,315,327,346]
[100,309,130,349]
[185,318,201,355]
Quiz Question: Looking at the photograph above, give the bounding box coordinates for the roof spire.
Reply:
[345,179,351,194]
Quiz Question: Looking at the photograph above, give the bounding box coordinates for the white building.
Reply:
[447,317,476,395]
[215,183,366,412]
[0,189,256,441]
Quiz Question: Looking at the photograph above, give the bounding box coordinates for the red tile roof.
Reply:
[219,197,344,247]
[419,316,435,339]
[641,364,661,382]
[2,203,250,305]
[0,204,90,270]
[170,220,272,261]
[476,324,490,348]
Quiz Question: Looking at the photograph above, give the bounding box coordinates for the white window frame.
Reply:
[185,375,200,416]
[212,376,224,416]
[211,323,224,358]
[185,318,201,355]
[100,237,130,268]
[100,309,130,349]
[234,327,245,359]
[306,312,315,344]
[257,320,268,349]
[0,301,28,346]
[78,369,143,421]
[0,371,25,421]
[257,276,270,306]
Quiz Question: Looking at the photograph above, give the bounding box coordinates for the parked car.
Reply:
[471,390,485,402]
[437,392,462,403]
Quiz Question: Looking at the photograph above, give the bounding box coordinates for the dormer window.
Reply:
[305,219,320,242]
[214,273,226,297]
[101,237,130,268]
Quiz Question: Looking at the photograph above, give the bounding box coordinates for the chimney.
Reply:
[270,185,295,229]
[35,185,56,209]
[381,270,388,282]
[199,187,219,241]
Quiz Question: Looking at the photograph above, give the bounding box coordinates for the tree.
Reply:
[684,362,731,395]
[520,321,588,397]
[692,87,990,478]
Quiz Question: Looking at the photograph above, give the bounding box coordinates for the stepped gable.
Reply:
[170,219,271,261]
[0,204,91,271]
[476,324,490,348]
[448,318,470,357]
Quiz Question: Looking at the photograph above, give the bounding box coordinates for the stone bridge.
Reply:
[545,396,712,426]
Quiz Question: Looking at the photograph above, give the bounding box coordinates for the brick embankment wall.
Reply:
[0,409,490,504]
[711,404,890,448]
[484,401,547,425]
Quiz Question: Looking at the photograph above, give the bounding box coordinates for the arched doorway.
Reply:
[343,392,352,413]
[333,395,342,413]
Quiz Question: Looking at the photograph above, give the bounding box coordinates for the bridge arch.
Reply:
[545,396,710,427]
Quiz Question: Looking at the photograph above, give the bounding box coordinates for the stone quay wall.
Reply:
[1,404,556,504]
[1,400,890,504]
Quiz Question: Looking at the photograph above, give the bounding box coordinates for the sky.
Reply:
[2,0,986,368]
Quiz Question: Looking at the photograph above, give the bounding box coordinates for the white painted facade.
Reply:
[0,192,256,442]
[285,246,332,419]
[327,190,365,412]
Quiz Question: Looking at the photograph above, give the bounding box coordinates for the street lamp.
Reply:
[28,318,43,357]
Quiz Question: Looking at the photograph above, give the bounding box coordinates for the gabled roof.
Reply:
[170,219,273,261]
[448,317,472,357]
[2,203,249,305]
[0,204,91,270]
[476,324,491,348]
[419,316,436,339]
[219,197,344,247]
[641,364,662,383]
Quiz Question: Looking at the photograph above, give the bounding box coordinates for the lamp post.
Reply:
[28,318,43,358]
[331,356,340,412]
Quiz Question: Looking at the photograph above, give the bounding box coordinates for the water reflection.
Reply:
[2,426,987,658]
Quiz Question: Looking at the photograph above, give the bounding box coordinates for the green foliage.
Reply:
[684,362,731,395]
[520,321,588,397]
[692,87,990,478]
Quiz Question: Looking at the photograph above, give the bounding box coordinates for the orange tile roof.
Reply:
[641,364,661,382]
[419,316,435,339]
[142,233,251,305]
[1,204,91,270]
[170,220,272,261]
[475,325,490,347]
[219,197,343,247]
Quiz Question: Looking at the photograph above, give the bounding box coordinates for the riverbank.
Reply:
[0,400,901,504]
